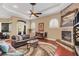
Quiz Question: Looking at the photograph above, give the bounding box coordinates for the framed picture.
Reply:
[61,9,78,27]
[38,23,44,31]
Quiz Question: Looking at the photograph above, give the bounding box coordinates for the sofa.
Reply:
[11,35,39,49]
[11,35,30,48]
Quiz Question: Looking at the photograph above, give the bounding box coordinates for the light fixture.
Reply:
[49,18,59,28]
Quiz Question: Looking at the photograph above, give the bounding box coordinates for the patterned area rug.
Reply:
[16,42,57,56]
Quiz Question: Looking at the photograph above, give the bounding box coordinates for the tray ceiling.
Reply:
[0,3,71,20]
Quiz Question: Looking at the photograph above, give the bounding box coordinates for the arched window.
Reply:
[17,22,25,35]
[49,18,59,28]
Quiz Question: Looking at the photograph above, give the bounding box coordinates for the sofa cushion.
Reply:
[22,35,30,40]
[15,35,23,42]
[11,35,16,40]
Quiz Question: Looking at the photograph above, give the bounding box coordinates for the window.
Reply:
[49,18,59,28]
[31,22,35,33]
[0,22,1,32]
[26,23,29,34]
[31,22,35,29]
[17,22,26,35]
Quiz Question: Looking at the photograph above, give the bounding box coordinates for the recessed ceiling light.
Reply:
[13,5,18,8]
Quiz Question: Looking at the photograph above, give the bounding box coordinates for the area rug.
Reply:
[16,42,57,56]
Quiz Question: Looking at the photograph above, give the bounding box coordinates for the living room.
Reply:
[0,3,79,56]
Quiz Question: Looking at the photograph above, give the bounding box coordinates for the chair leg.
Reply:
[27,44,30,49]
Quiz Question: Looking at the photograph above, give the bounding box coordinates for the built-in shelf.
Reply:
[74,22,79,27]
[73,11,79,47]
[75,46,79,55]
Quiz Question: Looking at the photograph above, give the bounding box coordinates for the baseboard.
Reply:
[47,38,56,41]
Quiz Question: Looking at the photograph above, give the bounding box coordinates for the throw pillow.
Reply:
[0,42,9,53]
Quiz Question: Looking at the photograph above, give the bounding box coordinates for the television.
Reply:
[62,31,72,42]
[1,23,9,32]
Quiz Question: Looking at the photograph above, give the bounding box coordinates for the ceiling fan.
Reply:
[29,3,42,17]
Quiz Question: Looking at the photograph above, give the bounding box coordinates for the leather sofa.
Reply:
[11,35,30,48]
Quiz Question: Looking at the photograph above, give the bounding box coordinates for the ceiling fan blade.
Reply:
[30,10,33,14]
[29,3,42,18]
[35,15,39,17]
[29,10,38,17]
[34,14,39,17]
[35,13,42,14]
